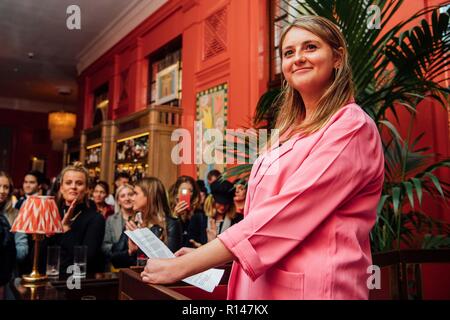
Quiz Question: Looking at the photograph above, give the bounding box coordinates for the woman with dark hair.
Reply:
[40,162,105,274]
[92,180,114,219]
[139,16,384,300]
[168,176,202,248]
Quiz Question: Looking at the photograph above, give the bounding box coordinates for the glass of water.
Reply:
[46,246,60,278]
[73,245,87,278]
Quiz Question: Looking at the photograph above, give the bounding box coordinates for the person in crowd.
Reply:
[102,184,135,270]
[92,181,114,220]
[233,179,247,216]
[196,179,208,209]
[111,177,182,268]
[206,169,221,186]
[0,172,17,293]
[14,170,44,210]
[188,179,242,247]
[40,162,105,274]
[139,16,384,300]
[1,172,30,276]
[168,176,202,248]
[105,172,130,207]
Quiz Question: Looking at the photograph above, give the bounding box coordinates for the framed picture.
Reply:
[195,83,228,181]
[155,63,179,104]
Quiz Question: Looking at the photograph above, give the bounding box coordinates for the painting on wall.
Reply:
[195,83,228,183]
[155,63,179,105]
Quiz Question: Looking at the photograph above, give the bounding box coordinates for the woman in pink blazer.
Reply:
[140,15,384,300]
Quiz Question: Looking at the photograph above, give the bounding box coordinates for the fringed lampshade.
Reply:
[11,196,63,282]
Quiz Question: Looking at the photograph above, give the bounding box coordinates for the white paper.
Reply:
[125,228,224,293]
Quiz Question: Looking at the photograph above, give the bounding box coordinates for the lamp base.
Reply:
[22,270,48,282]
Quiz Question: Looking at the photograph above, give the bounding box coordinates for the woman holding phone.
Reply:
[168,176,202,247]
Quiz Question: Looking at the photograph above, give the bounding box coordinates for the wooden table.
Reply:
[9,272,119,300]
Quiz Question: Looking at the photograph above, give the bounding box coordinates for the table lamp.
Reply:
[11,196,63,282]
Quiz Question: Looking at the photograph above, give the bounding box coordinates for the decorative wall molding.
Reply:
[77,0,168,74]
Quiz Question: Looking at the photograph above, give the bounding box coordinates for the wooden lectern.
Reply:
[119,265,231,300]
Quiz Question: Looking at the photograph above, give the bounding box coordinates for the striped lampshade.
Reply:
[11,196,63,235]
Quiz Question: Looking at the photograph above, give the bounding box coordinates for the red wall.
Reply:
[78,0,270,178]
[0,109,62,186]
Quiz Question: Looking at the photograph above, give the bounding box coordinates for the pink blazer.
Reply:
[218,103,384,299]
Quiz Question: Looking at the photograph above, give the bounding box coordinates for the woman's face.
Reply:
[281,27,340,94]
[118,187,134,211]
[234,184,246,201]
[0,177,10,204]
[92,185,107,204]
[132,185,147,212]
[214,202,230,215]
[59,170,87,205]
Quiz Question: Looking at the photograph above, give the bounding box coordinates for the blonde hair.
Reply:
[204,194,237,220]
[0,171,17,225]
[58,161,90,206]
[134,177,172,244]
[115,183,135,212]
[276,15,354,140]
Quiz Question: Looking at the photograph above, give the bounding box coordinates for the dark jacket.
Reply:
[188,211,243,245]
[40,201,105,275]
[0,214,16,285]
[110,214,182,268]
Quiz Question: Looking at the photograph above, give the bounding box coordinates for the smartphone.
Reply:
[135,212,143,227]
[179,188,191,210]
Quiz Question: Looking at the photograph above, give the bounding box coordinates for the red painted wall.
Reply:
[79,0,270,179]
[0,109,62,186]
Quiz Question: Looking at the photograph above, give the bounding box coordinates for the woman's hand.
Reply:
[189,239,202,248]
[173,200,189,216]
[174,247,196,257]
[61,198,77,233]
[125,220,139,255]
[128,239,138,255]
[141,258,184,285]
[125,220,138,231]
[206,219,217,243]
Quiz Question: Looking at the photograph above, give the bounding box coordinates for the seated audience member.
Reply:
[196,179,208,209]
[233,179,247,216]
[112,177,182,268]
[168,176,202,248]
[1,172,29,276]
[188,179,242,247]
[14,170,44,210]
[0,172,17,292]
[103,184,135,270]
[206,169,221,188]
[92,181,114,219]
[105,172,130,207]
[40,162,105,274]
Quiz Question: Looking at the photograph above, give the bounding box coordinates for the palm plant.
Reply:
[223,0,450,252]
